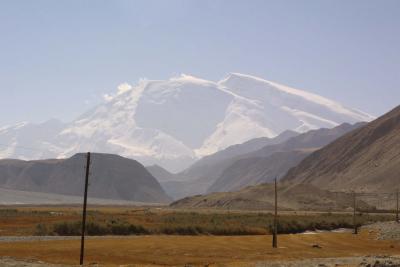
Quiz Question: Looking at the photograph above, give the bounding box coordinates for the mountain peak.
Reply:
[220,72,375,123]
[0,73,375,172]
[171,74,216,86]
[219,72,276,86]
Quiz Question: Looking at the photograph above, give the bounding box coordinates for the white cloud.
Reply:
[102,83,132,102]
[103,94,113,102]
[117,83,132,95]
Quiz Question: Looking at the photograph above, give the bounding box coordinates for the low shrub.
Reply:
[34,223,49,236]
[53,221,81,235]
[0,209,18,216]
[109,222,149,235]
[37,211,393,236]
[50,220,149,236]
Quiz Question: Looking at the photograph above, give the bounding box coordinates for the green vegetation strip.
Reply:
[35,212,395,236]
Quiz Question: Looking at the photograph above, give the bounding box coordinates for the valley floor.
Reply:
[0,229,399,266]
[0,206,399,266]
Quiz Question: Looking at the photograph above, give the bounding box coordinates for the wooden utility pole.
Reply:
[396,189,399,223]
[353,191,357,235]
[80,152,91,266]
[272,178,278,248]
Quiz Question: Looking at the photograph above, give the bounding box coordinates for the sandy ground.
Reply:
[1,255,400,267]
[0,222,398,266]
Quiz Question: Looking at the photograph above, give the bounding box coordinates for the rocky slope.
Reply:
[207,122,365,193]
[171,105,400,210]
[208,150,314,193]
[282,105,400,193]
[146,164,180,182]
[171,183,370,211]
[169,130,298,197]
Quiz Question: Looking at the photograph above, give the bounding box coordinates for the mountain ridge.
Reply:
[207,122,365,193]
[169,105,400,210]
[281,105,400,193]
[0,153,172,203]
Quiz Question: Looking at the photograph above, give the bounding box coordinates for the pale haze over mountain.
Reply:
[173,105,400,210]
[0,73,374,172]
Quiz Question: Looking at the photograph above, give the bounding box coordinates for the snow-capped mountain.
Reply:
[0,119,65,159]
[0,73,374,172]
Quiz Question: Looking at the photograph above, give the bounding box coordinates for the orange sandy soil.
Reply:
[0,231,398,266]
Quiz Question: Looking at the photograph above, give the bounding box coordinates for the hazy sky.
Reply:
[0,0,399,125]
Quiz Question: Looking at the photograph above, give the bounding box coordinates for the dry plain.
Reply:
[0,206,399,266]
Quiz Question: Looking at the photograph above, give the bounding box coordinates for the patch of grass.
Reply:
[39,212,393,236]
[0,209,18,216]
[150,211,393,235]
[52,221,81,235]
[34,223,49,236]
[3,205,393,236]
[47,220,149,236]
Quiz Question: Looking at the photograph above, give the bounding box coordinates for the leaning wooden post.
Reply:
[396,189,399,223]
[353,191,358,234]
[272,177,278,248]
[80,152,91,266]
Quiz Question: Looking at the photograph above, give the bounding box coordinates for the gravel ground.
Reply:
[362,221,400,241]
[1,255,400,267]
[0,257,71,267]
[253,255,400,267]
